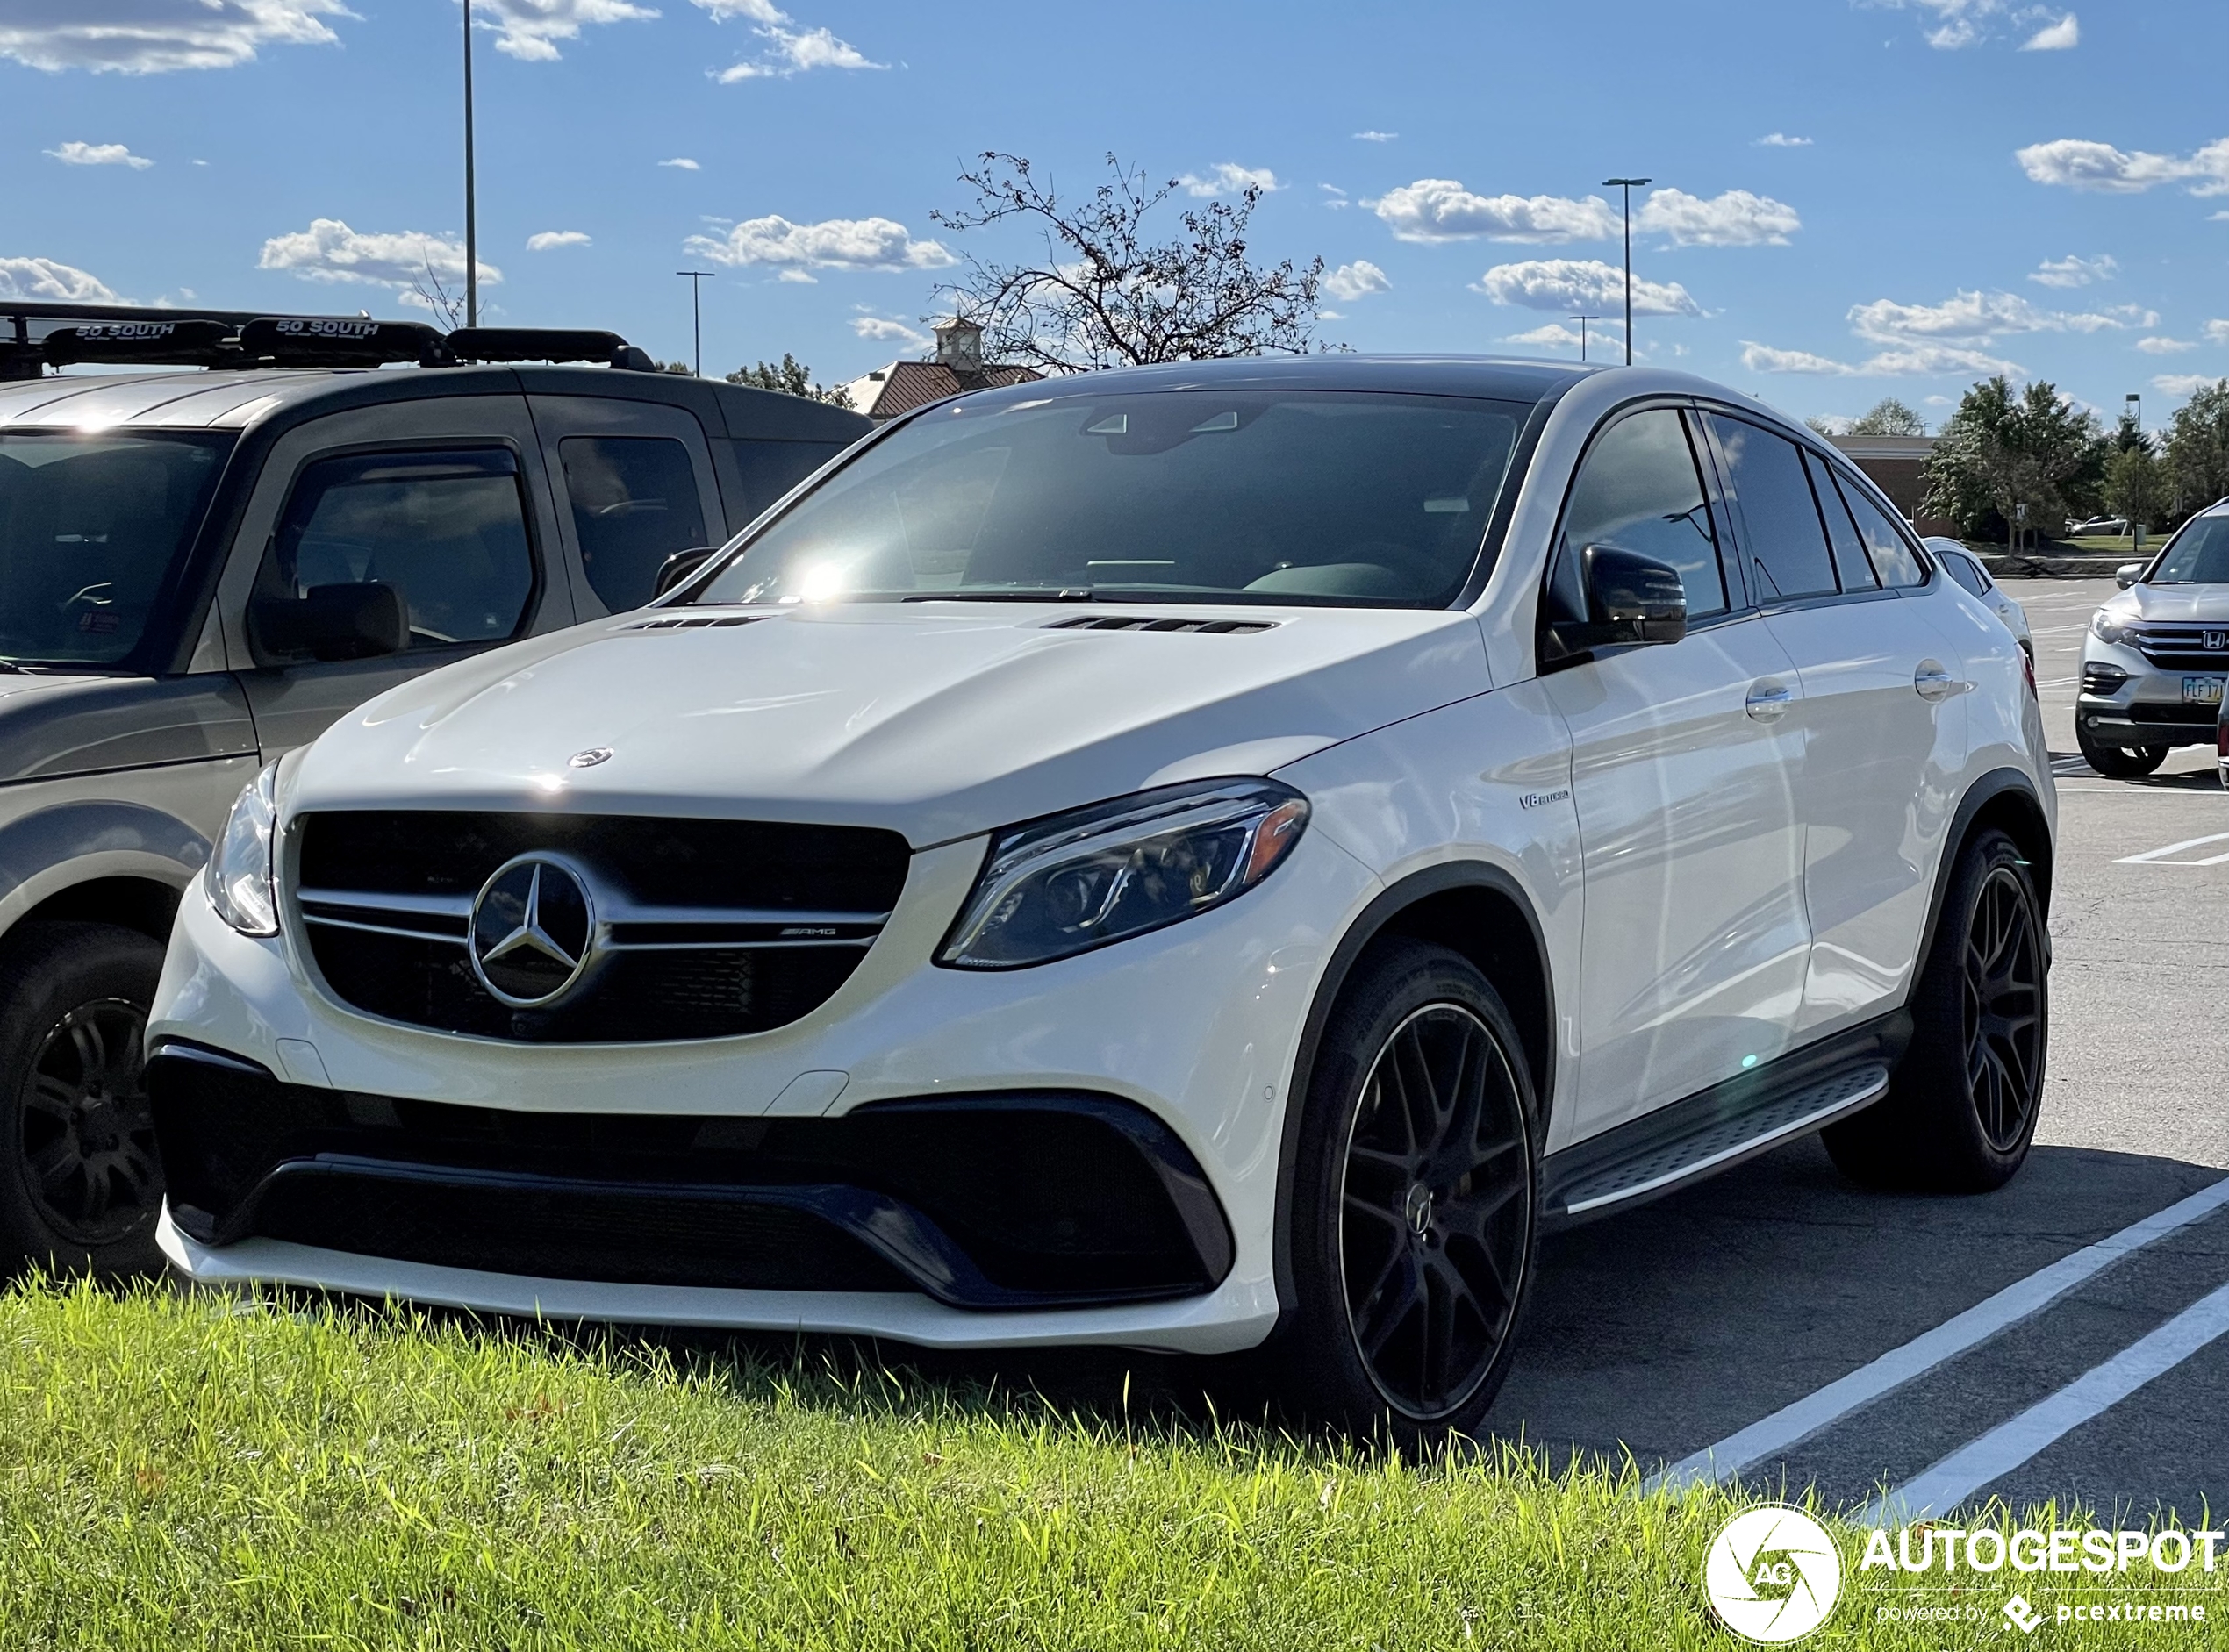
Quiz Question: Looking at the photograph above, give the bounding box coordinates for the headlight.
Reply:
[2090,610,2137,646]
[938,779,1309,969]
[207,760,281,937]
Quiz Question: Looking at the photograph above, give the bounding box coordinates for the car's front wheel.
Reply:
[2075,724,2168,777]
[1276,940,1537,1444]
[1824,827,2046,1192]
[0,922,167,1277]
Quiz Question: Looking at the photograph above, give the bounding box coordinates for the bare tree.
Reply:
[930,153,1327,371]
[407,256,468,331]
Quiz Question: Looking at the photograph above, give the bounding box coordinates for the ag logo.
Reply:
[1703,1505,1842,1643]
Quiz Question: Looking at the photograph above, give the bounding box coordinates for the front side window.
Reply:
[2150,515,2229,584]
[1708,415,1838,602]
[0,429,232,666]
[691,390,1532,608]
[1550,407,1726,622]
[558,436,709,612]
[254,447,534,661]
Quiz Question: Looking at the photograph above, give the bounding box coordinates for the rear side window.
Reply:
[558,436,709,612]
[1552,407,1726,620]
[1803,449,1878,591]
[257,447,534,659]
[1708,415,1837,601]
[1833,474,1928,588]
[1939,550,1989,598]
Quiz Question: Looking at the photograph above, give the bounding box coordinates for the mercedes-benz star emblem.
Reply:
[469,855,596,1007]
[569,747,613,769]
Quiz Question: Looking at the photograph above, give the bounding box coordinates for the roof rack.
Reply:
[1,302,660,380]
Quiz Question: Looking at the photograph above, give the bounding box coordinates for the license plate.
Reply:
[2183,676,2225,706]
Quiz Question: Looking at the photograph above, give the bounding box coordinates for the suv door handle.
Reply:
[1914,660,1960,702]
[1745,679,1794,721]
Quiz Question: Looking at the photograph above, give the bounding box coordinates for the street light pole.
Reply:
[677,270,715,376]
[2125,391,2142,437]
[462,0,478,329]
[1568,313,1599,363]
[1602,176,1652,365]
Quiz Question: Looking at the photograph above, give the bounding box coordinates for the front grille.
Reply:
[2133,625,2229,671]
[293,812,910,1043]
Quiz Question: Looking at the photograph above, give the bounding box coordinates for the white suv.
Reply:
[146,359,2053,1440]
[2077,500,2229,777]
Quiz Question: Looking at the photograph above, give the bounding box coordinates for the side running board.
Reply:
[1538,1012,1908,1229]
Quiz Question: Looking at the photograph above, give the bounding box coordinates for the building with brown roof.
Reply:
[841,318,1043,421]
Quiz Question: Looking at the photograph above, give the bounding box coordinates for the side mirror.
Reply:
[653,546,719,600]
[1545,544,1688,658]
[252,582,409,662]
[2115,562,2142,590]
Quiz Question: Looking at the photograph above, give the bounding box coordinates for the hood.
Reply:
[289,603,1490,844]
[0,672,257,782]
[2107,583,2229,623]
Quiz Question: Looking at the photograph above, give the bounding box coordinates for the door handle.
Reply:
[1745,679,1794,721]
[1914,660,1961,702]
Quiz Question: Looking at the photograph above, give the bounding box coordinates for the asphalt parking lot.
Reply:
[1488,576,2229,1523]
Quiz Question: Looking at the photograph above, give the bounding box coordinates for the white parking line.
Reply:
[2115,831,2229,867]
[1862,1278,2229,1525]
[1645,1177,2229,1494]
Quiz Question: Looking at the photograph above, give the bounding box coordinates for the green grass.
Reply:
[0,1279,2221,1648]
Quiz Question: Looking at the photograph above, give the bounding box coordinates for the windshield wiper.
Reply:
[898,588,1104,603]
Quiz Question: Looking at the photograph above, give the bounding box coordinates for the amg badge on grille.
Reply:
[469,856,596,1007]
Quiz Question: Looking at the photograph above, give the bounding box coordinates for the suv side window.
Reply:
[1803,449,1878,591]
[558,436,711,613]
[1550,407,1727,624]
[1707,414,1837,602]
[1833,472,1929,588]
[254,447,535,661]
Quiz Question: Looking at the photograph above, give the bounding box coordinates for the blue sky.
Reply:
[5,0,2227,429]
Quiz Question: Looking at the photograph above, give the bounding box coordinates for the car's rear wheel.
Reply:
[1275,940,1537,1444]
[2075,725,2168,777]
[1824,828,2046,1192]
[0,922,167,1277]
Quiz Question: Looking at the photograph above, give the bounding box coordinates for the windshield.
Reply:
[0,430,233,666]
[2149,515,2229,584]
[691,390,1530,608]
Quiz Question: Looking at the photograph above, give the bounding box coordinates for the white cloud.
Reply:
[1848,289,2149,343]
[1741,339,2022,378]
[1352,131,1396,142]
[258,218,500,290]
[1180,162,1280,198]
[850,314,928,350]
[1319,184,1350,210]
[684,215,953,274]
[470,0,656,62]
[527,230,591,251]
[1742,342,1860,376]
[1635,188,1801,247]
[695,0,880,81]
[2137,336,2197,354]
[1755,133,1813,147]
[1502,322,1619,353]
[1373,180,1617,244]
[0,255,119,303]
[0,0,348,73]
[46,140,153,168]
[2016,136,2229,196]
[2030,252,2115,288]
[2154,374,2224,397]
[2206,320,2229,346]
[1322,260,1390,302]
[776,268,815,283]
[1475,258,1702,318]
[2020,12,2078,49]
[660,157,700,169]
[1870,0,2071,50]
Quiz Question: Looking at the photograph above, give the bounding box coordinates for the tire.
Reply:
[1272,940,1538,1445]
[0,922,167,1277]
[2075,726,2167,777]
[1824,828,2047,1193]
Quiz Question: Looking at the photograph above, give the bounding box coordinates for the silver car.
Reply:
[1924,539,2032,661]
[2075,501,2229,777]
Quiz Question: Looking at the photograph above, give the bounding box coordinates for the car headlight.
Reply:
[206,760,281,937]
[938,779,1310,969]
[2090,611,2138,647]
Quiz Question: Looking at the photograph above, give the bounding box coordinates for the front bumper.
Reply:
[2080,638,2227,749]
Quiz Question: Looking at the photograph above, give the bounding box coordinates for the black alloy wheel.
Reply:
[1963,864,2045,1154]
[19,998,159,1247]
[1338,1003,1533,1420]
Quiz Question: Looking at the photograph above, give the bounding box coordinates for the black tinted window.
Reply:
[259,448,534,658]
[1552,408,1724,619]
[0,430,230,665]
[1833,475,1928,588]
[731,440,843,521]
[693,391,1530,608]
[1804,449,1878,591]
[1939,550,1989,597]
[1709,415,1837,601]
[559,437,709,612]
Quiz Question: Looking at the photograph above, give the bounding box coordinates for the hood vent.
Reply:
[623,613,766,632]
[1045,615,1276,635]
